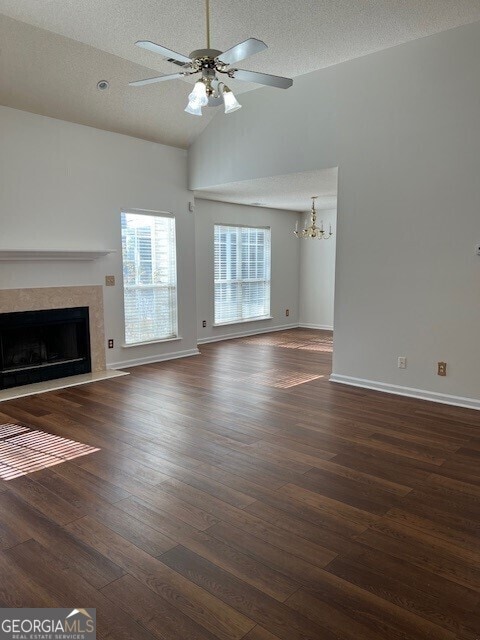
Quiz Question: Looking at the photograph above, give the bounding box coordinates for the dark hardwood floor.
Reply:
[0,328,479,639]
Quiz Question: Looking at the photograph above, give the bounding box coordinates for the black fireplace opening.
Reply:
[0,307,91,389]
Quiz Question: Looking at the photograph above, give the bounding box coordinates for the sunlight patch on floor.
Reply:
[239,336,289,346]
[0,423,29,439]
[238,331,333,353]
[248,370,324,389]
[0,423,100,481]
[298,342,333,352]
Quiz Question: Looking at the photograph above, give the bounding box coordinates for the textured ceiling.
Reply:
[0,15,216,148]
[194,168,338,212]
[1,1,480,148]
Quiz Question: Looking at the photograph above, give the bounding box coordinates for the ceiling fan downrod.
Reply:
[205,0,211,49]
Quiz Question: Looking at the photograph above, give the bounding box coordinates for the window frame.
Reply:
[213,223,272,327]
[120,209,179,347]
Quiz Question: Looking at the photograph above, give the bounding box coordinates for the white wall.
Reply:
[188,68,338,191]
[332,23,480,405]
[189,21,480,407]
[194,199,300,343]
[299,209,336,330]
[0,106,198,368]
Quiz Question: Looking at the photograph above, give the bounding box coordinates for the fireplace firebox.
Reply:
[0,307,91,389]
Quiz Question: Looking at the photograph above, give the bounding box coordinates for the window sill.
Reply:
[122,336,182,348]
[213,316,273,328]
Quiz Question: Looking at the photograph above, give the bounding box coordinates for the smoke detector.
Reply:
[97,80,110,91]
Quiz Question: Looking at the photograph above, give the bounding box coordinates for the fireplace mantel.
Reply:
[0,249,115,261]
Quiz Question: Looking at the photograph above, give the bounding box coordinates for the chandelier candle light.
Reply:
[295,196,333,239]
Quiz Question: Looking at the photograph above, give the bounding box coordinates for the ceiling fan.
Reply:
[129,0,293,116]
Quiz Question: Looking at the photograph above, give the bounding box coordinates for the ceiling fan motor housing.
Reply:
[189,49,223,64]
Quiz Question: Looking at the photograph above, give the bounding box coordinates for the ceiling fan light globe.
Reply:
[189,81,209,107]
[223,90,242,114]
[184,101,203,116]
[187,97,204,107]
[188,94,208,108]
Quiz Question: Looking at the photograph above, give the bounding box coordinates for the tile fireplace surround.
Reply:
[0,285,106,372]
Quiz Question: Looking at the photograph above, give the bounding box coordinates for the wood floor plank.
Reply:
[131,484,222,530]
[175,529,300,601]
[115,495,208,541]
[330,543,480,613]
[101,574,221,640]
[163,466,258,509]
[242,627,283,640]
[161,545,335,640]
[299,454,412,495]
[281,469,397,515]
[205,520,339,587]
[357,518,480,591]
[87,501,177,556]
[6,539,156,640]
[156,478,337,567]
[0,491,125,589]
[286,585,455,640]
[243,500,361,556]
[63,515,255,640]
[285,588,385,640]
[190,463,370,538]
[0,550,58,608]
[278,482,380,528]
[5,474,84,525]
[325,553,480,638]
[385,507,480,553]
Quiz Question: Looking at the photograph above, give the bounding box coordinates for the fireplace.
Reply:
[0,307,91,389]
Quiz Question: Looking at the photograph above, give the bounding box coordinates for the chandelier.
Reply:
[294,196,333,239]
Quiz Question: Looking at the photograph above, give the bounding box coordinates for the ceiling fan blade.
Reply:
[129,73,186,87]
[135,41,192,66]
[217,38,267,65]
[231,68,293,89]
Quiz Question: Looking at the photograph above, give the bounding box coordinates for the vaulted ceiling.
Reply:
[1,1,480,149]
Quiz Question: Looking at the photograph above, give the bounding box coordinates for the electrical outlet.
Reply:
[286,309,290,317]
[105,275,115,287]
[438,361,447,376]
[202,320,206,328]
[397,356,407,369]
[108,339,114,349]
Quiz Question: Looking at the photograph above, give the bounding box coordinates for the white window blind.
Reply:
[214,224,271,325]
[121,211,178,345]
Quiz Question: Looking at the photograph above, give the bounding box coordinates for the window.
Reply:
[214,224,271,325]
[121,211,178,345]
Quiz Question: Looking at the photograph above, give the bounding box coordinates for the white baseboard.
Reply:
[197,323,299,345]
[299,323,334,331]
[109,348,200,370]
[329,374,480,411]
